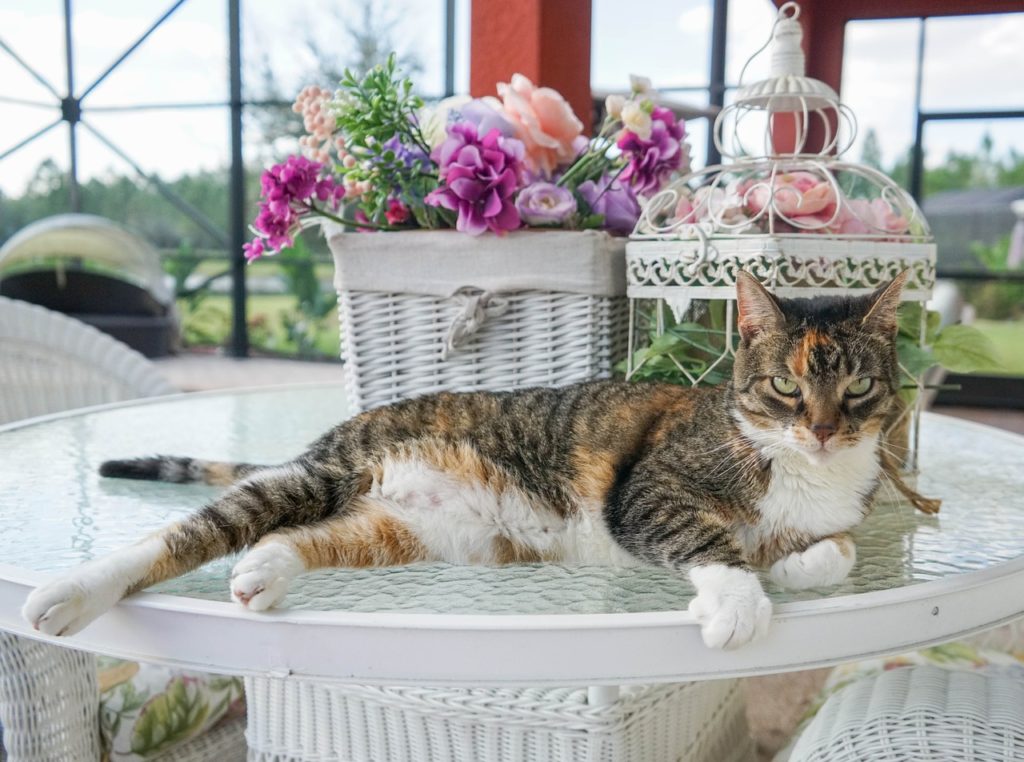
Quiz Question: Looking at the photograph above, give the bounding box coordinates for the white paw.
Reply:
[688,565,772,650]
[770,538,855,590]
[379,459,447,510]
[230,542,304,611]
[22,573,123,637]
[22,538,166,637]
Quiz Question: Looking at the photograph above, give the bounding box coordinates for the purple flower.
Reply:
[617,106,686,196]
[457,99,519,139]
[247,155,344,260]
[425,122,525,236]
[515,182,577,226]
[379,135,429,169]
[578,176,641,234]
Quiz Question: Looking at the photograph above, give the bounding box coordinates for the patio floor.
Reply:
[153,352,1024,760]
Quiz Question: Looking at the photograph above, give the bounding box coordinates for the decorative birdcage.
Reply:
[625,1,936,472]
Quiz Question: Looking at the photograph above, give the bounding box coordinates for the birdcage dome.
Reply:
[627,1,936,313]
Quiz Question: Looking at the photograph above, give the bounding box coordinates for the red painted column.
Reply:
[470,0,593,132]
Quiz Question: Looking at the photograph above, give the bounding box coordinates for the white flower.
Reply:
[621,101,652,140]
[605,94,626,119]
[629,74,654,95]
[416,94,472,150]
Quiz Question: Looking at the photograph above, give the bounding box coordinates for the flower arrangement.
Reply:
[660,170,918,238]
[244,56,691,261]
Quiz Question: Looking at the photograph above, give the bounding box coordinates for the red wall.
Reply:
[469,0,593,132]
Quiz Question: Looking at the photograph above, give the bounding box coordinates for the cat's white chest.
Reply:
[751,435,880,540]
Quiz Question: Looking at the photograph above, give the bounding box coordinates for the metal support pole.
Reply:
[63,0,80,212]
[705,0,728,167]
[444,0,456,97]
[227,0,249,357]
[908,18,926,202]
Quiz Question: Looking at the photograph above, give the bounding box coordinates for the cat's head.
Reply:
[731,271,906,464]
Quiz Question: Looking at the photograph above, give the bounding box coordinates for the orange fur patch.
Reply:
[791,329,830,376]
[281,498,430,569]
[492,535,545,564]
[204,462,238,486]
[570,448,616,501]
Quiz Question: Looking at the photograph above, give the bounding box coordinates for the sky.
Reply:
[0,0,1022,197]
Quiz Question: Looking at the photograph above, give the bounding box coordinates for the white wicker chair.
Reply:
[0,296,244,761]
[787,665,1024,762]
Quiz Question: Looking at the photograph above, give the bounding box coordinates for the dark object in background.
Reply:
[0,270,177,357]
[0,214,179,358]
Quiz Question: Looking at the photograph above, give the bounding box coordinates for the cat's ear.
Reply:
[736,271,785,342]
[861,270,908,336]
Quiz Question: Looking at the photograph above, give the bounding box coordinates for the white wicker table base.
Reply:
[244,677,754,762]
[0,633,100,762]
[0,633,247,762]
[788,664,1024,762]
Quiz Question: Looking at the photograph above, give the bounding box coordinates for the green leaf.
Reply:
[130,678,210,754]
[897,303,941,344]
[931,324,1003,373]
[896,336,938,377]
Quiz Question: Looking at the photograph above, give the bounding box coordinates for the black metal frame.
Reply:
[904,14,1024,284]
[0,0,459,357]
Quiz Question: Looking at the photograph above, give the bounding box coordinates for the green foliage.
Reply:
[129,678,210,754]
[274,236,339,357]
[621,300,1001,389]
[616,303,733,387]
[333,54,444,227]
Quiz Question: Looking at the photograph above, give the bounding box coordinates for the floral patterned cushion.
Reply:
[97,656,244,761]
[776,628,1024,762]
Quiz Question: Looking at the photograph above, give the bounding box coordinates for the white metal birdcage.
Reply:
[624,1,936,471]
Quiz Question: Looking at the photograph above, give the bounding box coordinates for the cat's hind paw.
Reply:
[688,565,772,650]
[770,537,855,590]
[230,542,304,611]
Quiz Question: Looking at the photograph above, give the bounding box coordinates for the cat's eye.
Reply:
[845,377,873,397]
[771,376,800,396]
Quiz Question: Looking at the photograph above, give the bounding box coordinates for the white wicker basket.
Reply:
[244,677,753,762]
[328,229,629,412]
[787,665,1024,762]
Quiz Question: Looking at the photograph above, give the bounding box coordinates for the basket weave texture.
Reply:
[244,677,754,762]
[329,230,629,411]
[788,664,1024,762]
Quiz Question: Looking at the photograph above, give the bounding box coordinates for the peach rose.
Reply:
[496,74,584,177]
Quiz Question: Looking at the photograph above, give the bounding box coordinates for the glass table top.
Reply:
[1,384,1022,617]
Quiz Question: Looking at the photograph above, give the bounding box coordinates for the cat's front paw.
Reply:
[23,573,122,637]
[688,565,772,650]
[230,542,304,611]
[769,537,855,590]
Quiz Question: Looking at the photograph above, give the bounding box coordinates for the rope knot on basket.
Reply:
[441,287,510,360]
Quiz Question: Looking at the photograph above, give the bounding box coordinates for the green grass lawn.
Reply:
[972,319,1024,376]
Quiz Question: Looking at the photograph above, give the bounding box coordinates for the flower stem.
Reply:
[305,203,398,232]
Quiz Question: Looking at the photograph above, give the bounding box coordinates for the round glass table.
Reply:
[0,383,1023,685]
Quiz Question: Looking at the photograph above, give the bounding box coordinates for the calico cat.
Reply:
[23,271,907,650]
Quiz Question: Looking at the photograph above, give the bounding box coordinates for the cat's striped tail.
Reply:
[99,456,263,486]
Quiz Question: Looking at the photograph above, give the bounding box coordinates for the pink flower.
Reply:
[496,74,583,177]
[831,198,910,235]
[424,122,524,235]
[245,155,344,261]
[740,172,838,229]
[385,198,411,226]
[617,106,687,196]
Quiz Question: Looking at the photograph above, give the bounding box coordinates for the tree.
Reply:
[247,0,423,151]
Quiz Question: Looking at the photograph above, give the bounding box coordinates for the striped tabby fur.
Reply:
[24,272,908,649]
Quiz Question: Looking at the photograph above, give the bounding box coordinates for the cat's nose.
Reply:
[811,422,837,444]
